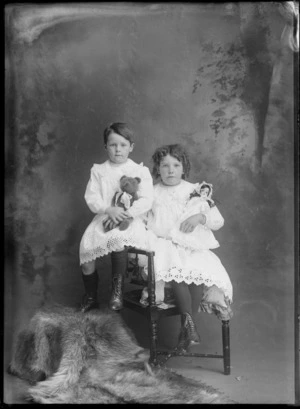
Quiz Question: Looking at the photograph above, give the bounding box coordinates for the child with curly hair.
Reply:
[145,144,232,351]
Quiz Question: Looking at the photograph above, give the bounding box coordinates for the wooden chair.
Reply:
[123,247,231,375]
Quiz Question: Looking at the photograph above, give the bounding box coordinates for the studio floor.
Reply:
[3,256,297,405]
[3,346,296,404]
[3,312,296,405]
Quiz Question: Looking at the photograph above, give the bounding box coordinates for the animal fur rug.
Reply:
[8,305,233,404]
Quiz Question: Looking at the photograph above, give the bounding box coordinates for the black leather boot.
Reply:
[175,312,201,351]
[185,312,201,346]
[80,271,99,313]
[109,250,128,311]
[109,272,124,310]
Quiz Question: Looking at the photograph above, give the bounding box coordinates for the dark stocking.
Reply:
[188,283,204,316]
[82,271,98,298]
[171,281,192,315]
[111,249,128,276]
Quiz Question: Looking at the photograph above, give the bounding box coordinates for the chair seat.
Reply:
[123,288,180,317]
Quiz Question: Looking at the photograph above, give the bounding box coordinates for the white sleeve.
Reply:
[84,166,108,215]
[204,205,224,231]
[126,167,154,218]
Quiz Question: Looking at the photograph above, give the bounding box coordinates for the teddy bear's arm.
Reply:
[126,168,154,218]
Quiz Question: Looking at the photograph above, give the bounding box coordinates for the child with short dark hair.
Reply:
[79,122,153,313]
[146,144,232,351]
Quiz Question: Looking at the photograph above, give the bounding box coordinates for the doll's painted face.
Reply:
[200,186,210,198]
[159,154,184,186]
[106,132,134,164]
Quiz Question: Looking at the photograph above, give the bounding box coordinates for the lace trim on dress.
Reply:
[154,267,232,301]
[80,237,148,265]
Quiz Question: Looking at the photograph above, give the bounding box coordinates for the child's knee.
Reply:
[82,261,96,275]
[140,280,165,305]
[112,247,125,252]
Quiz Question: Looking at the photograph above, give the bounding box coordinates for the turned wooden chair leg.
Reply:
[149,316,159,366]
[147,251,159,366]
[222,320,230,375]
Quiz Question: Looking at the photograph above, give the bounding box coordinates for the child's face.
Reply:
[106,132,133,164]
[159,154,184,186]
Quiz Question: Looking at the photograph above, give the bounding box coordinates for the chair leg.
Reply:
[222,320,230,375]
[149,317,159,366]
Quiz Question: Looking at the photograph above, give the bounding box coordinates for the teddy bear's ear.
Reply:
[120,175,127,180]
[135,177,141,183]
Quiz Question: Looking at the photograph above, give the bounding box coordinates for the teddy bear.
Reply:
[103,175,141,232]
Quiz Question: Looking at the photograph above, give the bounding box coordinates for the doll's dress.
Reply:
[168,197,220,251]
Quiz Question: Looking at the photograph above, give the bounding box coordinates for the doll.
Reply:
[169,181,220,251]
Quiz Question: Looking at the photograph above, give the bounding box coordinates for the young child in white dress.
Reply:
[79,122,153,313]
[169,181,220,251]
[145,144,233,351]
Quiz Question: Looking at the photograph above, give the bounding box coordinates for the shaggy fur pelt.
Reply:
[8,305,233,404]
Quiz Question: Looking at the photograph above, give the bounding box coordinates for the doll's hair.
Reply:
[152,144,191,180]
[200,183,212,195]
[103,122,134,145]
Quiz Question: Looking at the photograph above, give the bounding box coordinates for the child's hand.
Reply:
[103,218,118,231]
[105,207,129,224]
[180,213,206,233]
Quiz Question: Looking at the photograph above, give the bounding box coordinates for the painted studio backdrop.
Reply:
[5,2,296,402]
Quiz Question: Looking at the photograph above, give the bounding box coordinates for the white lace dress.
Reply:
[79,159,153,265]
[145,180,233,302]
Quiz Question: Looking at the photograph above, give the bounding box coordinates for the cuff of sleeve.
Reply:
[126,209,134,218]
